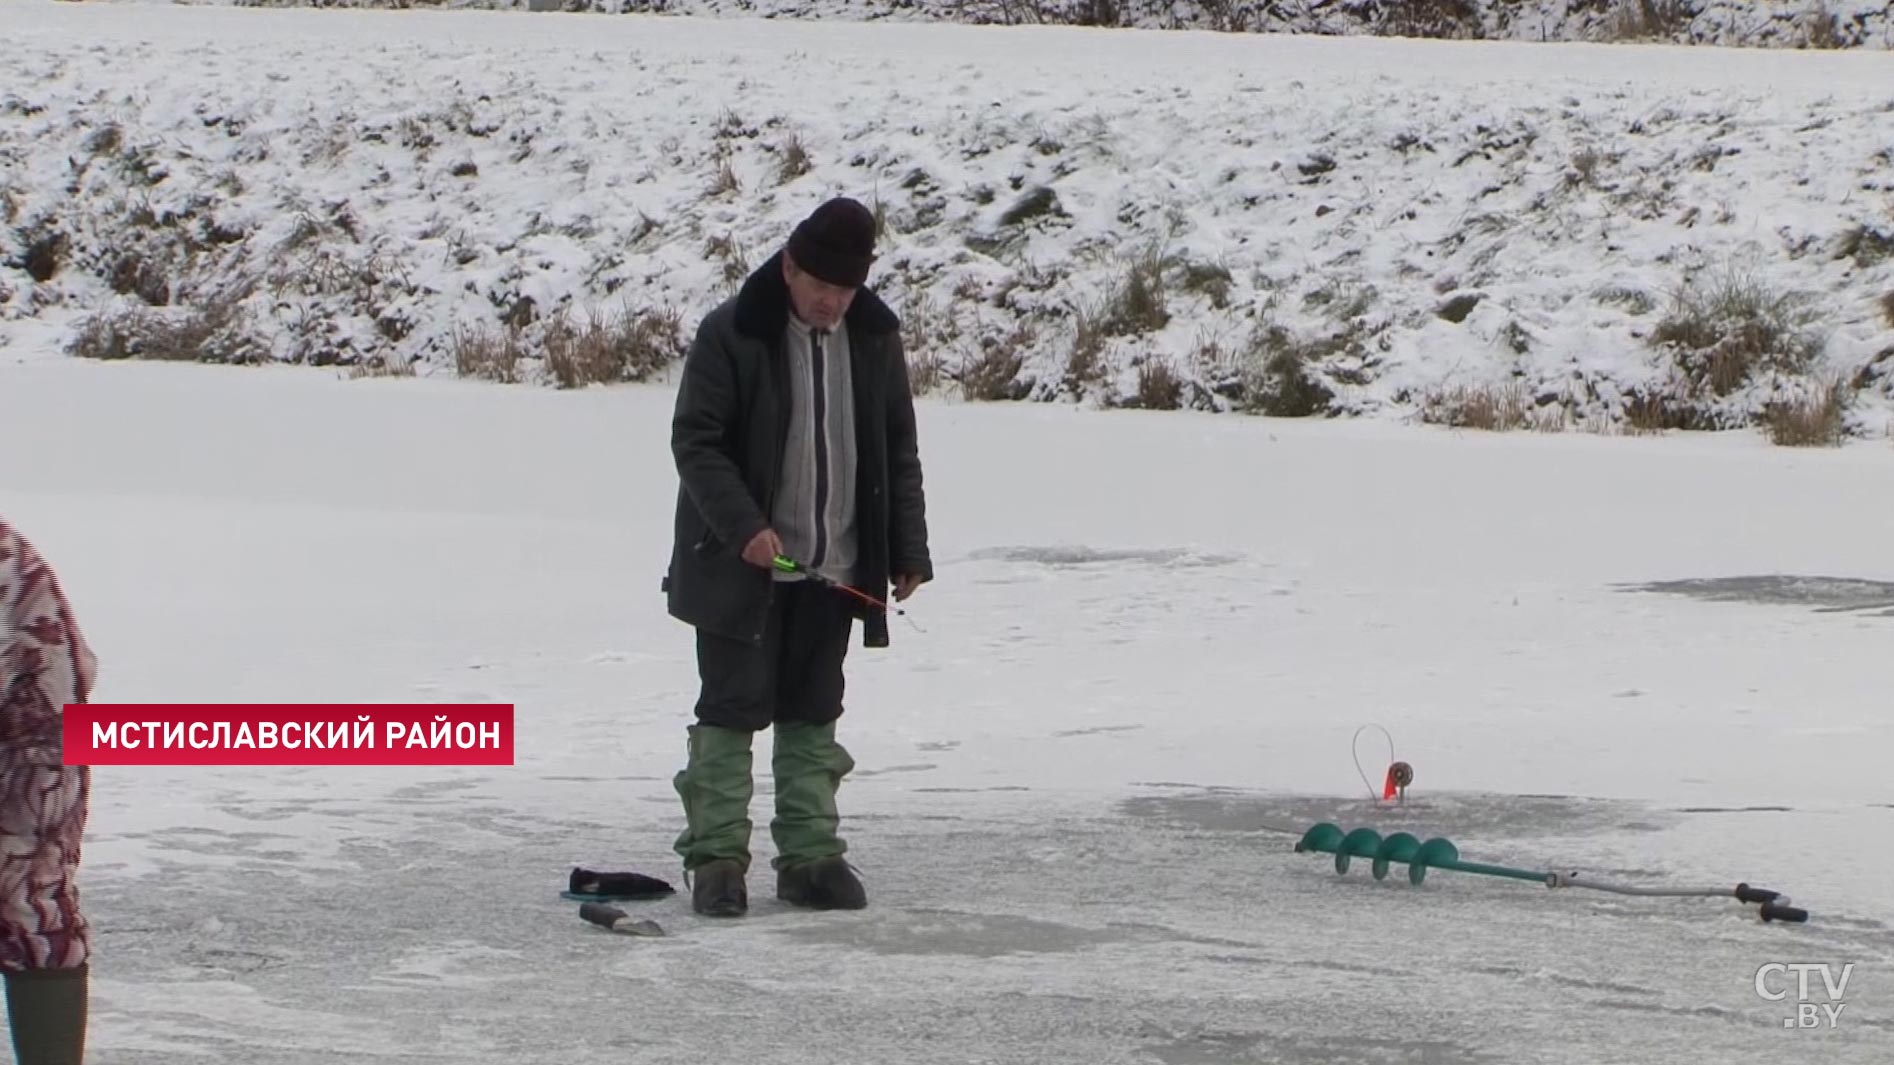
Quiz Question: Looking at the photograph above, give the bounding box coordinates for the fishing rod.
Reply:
[772,555,923,630]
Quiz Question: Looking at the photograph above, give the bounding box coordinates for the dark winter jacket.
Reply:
[663,251,932,648]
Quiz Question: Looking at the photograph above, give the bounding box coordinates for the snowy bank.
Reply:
[104,0,1894,52]
[3,1,1893,437]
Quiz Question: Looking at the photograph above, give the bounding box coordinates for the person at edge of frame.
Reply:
[1,515,98,1065]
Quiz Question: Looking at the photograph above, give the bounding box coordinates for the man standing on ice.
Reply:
[1,517,96,1065]
[662,196,933,917]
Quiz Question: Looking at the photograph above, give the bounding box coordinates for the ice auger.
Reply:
[1288,822,1810,923]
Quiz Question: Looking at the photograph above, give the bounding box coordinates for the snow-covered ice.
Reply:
[2,353,1891,1062]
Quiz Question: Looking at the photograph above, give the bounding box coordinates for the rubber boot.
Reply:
[771,721,865,909]
[671,724,754,916]
[4,965,87,1065]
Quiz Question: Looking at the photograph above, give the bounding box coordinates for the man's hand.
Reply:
[892,572,924,602]
[741,528,784,570]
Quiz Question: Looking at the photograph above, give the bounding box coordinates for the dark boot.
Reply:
[688,858,748,917]
[671,724,755,916]
[4,965,87,1065]
[776,856,867,910]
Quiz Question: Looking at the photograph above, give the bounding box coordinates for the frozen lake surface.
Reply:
[1,355,1889,1062]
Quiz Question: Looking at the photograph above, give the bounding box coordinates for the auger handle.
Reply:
[1760,901,1810,923]
[1736,884,1809,922]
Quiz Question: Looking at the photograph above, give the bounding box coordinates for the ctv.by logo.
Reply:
[1754,962,1853,1029]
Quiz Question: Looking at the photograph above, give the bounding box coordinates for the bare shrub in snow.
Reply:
[1188,328,1238,395]
[906,347,943,395]
[1094,248,1168,336]
[1649,268,1825,398]
[1064,307,1107,394]
[1799,1,1845,48]
[705,232,751,291]
[453,323,527,383]
[1193,0,1261,32]
[1761,377,1847,445]
[1378,0,1485,40]
[709,153,740,197]
[66,297,264,364]
[1420,382,1531,431]
[776,129,812,184]
[1603,0,1694,41]
[543,304,684,388]
[869,190,890,242]
[959,320,1036,401]
[1622,391,1683,434]
[1127,360,1184,410]
[108,252,171,307]
[898,292,954,394]
[1240,323,1339,417]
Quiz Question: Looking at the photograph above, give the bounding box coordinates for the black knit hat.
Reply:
[786,197,877,288]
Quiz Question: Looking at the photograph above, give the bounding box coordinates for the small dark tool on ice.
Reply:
[579,902,666,937]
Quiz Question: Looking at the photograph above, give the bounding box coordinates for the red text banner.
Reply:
[62,704,514,766]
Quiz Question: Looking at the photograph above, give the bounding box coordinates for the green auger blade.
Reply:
[1291,822,1550,886]
[1371,832,1421,881]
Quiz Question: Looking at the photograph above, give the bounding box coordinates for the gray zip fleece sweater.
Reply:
[771,316,857,583]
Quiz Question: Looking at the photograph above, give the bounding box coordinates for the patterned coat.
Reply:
[1,518,97,765]
[0,517,97,972]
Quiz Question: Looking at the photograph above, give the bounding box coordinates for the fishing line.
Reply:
[1352,723,1396,802]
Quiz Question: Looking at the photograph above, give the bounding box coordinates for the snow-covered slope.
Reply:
[110,0,1894,51]
[4,1,1893,436]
